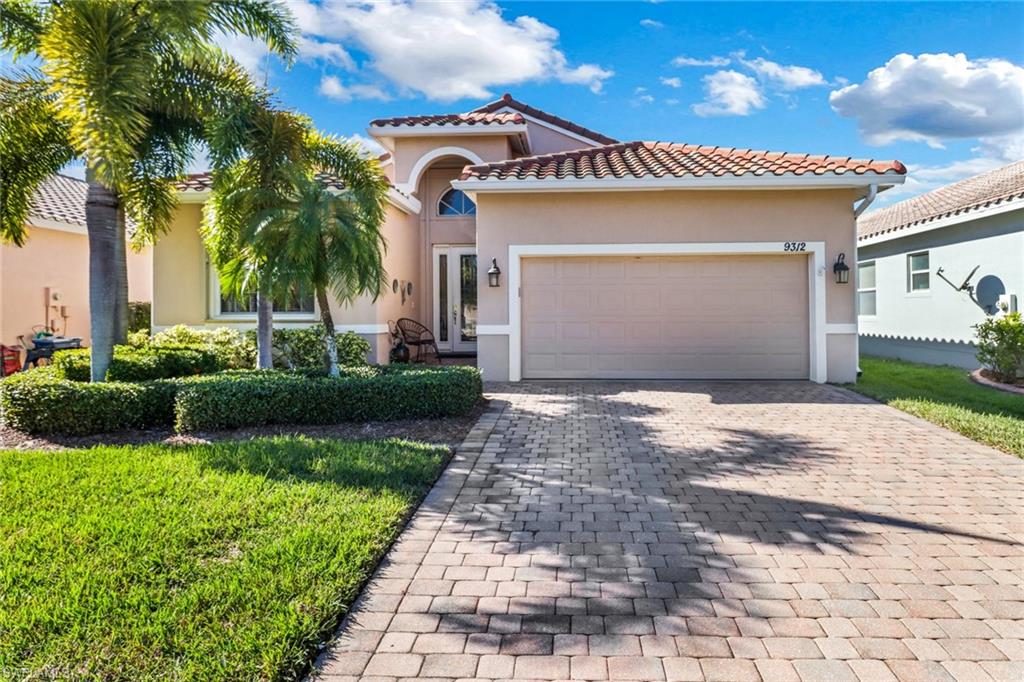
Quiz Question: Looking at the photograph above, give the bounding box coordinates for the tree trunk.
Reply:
[84,173,120,382]
[256,287,274,369]
[316,286,339,377]
[112,206,129,344]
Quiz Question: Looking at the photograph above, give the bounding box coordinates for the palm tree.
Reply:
[202,118,390,374]
[0,0,295,380]
[276,136,389,375]
[202,106,310,369]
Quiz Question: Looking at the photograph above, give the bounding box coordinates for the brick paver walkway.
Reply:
[314,382,1023,681]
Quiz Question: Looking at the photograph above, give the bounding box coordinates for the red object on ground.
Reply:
[1,345,22,377]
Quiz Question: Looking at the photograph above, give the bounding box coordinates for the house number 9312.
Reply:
[783,241,807,252]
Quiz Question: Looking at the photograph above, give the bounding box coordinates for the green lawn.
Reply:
[847,356,1024,458]
[0,437,447,681]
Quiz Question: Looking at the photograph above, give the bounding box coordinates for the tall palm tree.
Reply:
[0,0,295,380]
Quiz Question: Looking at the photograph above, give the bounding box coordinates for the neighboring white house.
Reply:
[857,160,1024,368]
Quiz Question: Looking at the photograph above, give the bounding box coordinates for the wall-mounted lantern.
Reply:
[833,253,850,284]
[487,258,501,287]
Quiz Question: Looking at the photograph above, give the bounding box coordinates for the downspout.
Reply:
[853,183,878,217]
[852,183,877,379]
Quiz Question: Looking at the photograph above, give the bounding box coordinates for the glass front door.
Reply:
[433,246,477,353]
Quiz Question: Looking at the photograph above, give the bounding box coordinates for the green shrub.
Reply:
[152,325,256,369]
[127,301,151,334]
[174,365,482,432]
[2,365,482,436]
[975,312,1024,381]
[260,327,371,369]
[51,345,221,382]
[0,368,181,435]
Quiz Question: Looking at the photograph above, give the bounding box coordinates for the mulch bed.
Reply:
[971,369,1024,395]
[0,400,488,452]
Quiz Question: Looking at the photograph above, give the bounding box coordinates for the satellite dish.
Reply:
[976,275,1006,315]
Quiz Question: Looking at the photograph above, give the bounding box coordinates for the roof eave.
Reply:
[366,122,529,150]
[453,172,906,196]
[858,194,1024,246]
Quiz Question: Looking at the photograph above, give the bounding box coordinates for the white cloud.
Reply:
[739,56,826,90]
[639,19,664,28]
[318,76,390,102]
[632,86,654,105]
[216,33,272,80]
[297,37,354,69]
[659,76,682,88]
[692,70,765,116]
[830,53,1024,148]
[672,55,730,68]
[665,98,680,106]
[296,0,612,101]
[346,133,387,158]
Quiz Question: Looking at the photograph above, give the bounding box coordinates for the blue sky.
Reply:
[40,2,1024,208]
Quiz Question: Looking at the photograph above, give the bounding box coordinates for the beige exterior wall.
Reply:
[522,120,601,155]
[393,135,513,188]
[151,201,425,363]
[474,188,860,383]
[0,224,151,351]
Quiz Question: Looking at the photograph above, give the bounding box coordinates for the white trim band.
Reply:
[476,324,511,335]
[826,323,858,335]
[505,241,828,384]
[455,172,904,195]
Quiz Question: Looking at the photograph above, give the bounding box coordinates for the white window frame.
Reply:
[437,188,477,217]
[207,263,317,321]
[857,260,877,318]
[906,251,930,293]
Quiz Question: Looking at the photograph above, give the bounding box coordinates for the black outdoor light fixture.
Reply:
[833,253,850,284]
[487,258,501,287]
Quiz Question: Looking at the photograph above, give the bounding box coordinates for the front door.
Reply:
[433,245,477,353]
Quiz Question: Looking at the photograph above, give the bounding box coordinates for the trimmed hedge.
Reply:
[0,365,482,436]
[174,365,482,432]
[52,345,222,382]
[0,368,181,436]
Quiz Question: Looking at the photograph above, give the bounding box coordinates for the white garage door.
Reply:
[521,254,809,379]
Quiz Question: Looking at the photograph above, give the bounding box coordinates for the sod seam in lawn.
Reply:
[0,437,448,681]
[845,356,1024,458]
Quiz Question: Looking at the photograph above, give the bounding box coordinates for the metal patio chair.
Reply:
[394,318,441,364]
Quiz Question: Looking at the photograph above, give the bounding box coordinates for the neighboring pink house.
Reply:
[155,94,905,383]
[0,175,152,354]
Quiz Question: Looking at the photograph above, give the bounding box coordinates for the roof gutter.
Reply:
[853,183,878,218]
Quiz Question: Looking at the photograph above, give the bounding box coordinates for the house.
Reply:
[155,93,905,383]
[857,160,1023,368]
[0,174,152,352]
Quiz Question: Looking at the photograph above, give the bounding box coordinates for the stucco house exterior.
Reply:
[857,160,1023,368]
[155,94,905,383]
[0,175,152,352]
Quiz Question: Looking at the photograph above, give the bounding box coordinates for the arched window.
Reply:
[438,188,476,216]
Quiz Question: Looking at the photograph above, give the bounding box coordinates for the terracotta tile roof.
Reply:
[473,93,619,145]
[459,141,905,182]
[858,159,1024,240]
[369,111,524,128]
[28,174,86,227]
[175,171,347,192]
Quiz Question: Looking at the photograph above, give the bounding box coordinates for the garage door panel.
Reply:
[522,254,809,380]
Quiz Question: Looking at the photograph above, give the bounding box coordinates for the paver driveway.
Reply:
[314,382,1023,682]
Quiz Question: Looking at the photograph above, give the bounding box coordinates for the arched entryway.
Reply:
[410,149,480,356]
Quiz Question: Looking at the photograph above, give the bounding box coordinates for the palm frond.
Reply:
[39,1,156,188]
[205,0,297,62]
[0,73,75,246]
[0,0,43,56]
